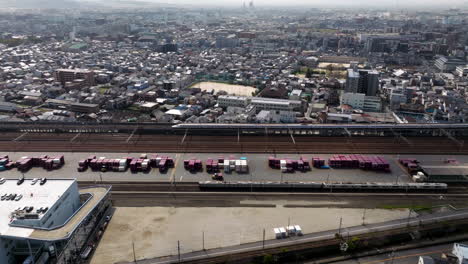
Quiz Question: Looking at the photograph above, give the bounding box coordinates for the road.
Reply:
[331,241,460,264]
[124,208,468,264]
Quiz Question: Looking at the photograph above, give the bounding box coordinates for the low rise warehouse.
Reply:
[0,179,111,264]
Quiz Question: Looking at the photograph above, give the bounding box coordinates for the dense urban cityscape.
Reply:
[0,1,468,264]
[0,5,467,124]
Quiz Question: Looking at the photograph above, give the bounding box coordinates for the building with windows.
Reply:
[217,95,250,108]
[435,56,466,72]
[218,96,303,113]
[255,110,296,123]
[341,92,382,112]
[0,179,111,264]
[54,69,95,87]
[250,97,302,112]
[215,35,239,49]
[456,65,468,76]
[345,69,379,96]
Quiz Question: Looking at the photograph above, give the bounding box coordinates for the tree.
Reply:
[262,254,275,264]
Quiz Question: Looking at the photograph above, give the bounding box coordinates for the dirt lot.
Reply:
[91,206,411,264]
[190,81,257,96]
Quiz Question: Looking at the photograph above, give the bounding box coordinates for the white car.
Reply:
[31,178,39,185]
[15,194,23,201]
[0,178,6,184]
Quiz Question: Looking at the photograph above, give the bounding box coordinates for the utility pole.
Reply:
[250,171,253,192]
[132,241,137,263]
[27,240,35,264]
[178,240,181,263]
[202,231,205,251]
[407,208,412,227]
[362,209,366,225]
[338,217,342,235]
[262,228,266,249]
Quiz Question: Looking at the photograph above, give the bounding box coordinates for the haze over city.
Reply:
[0,0,467,8]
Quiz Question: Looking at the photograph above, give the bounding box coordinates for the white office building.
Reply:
[255,110,296,123]
[341,92,382,112]
[250,97,302,112]
[217,95,250,108]
[218,95,303,113]
[0,179,111,264]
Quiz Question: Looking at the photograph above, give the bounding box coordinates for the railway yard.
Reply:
[0,151,464,183]
[2,128,468,264]
[0,131,467,154]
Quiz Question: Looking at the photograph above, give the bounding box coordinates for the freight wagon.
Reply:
[16,155,64,172]
[79,154,174,173]
[198,181,447,193]
[268,156,310,172]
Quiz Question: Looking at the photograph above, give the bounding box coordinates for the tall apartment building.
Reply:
[54,69,95,87]
[345,69,379,96]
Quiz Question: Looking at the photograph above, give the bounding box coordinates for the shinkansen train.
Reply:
[198,181,448,193]
[173,123,468,130]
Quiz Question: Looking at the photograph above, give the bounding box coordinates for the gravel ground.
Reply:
[1,152,465,183]
[91,206,413,264]
[190,81,257,96]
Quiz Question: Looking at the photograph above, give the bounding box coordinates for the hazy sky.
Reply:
[2,0,467,8]
[150,0,468,7]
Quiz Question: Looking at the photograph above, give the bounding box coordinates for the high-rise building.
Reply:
[345,69,379,96]
[345,69,360,93]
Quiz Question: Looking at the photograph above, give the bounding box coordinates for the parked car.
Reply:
[31,178,39,185]
[0,178,6,184]
[17,177,24,185]
[15,194,23,201]
[39,178,47,185]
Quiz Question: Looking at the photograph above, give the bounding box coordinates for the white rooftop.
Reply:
[0,179,75,239]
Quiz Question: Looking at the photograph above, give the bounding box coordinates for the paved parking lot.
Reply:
[2,152,459,183]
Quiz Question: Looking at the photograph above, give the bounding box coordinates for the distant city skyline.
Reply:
[147,0,467,8]
[1,0,467,9]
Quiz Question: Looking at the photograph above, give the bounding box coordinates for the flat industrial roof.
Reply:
[0,179,75,239]
[421,165,468,176]
[30,186,109,241]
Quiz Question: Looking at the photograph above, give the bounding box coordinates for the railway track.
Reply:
[78,181,200,192]
[1,132,467,154]
[77,181,466,195]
